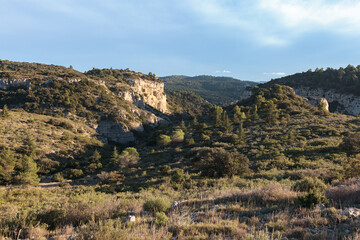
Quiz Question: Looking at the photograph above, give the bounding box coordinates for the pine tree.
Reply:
[17,156,40,185]
[90,150,101,163]
[221,111,233,133]
[212,106,223,127]
[111,146,120,166]
[0,148,16,184]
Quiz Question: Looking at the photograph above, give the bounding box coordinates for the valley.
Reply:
[0,61,360,239]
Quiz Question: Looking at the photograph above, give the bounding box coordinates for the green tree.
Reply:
[119,147,140,167]
[90,150,101,163]
[263,100,278,124]
[171,129,185,143]
[212,106,223,127]
[21,136,37,157]
[221,111,233,133]
[0,148,16,184]
[17,156,40,185]
[111,146,121,166]
[157,135,171,147]
[191,147,250,178]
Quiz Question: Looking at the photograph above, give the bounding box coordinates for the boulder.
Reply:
[340,208,360,218]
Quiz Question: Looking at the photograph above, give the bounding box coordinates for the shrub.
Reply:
[298,190,328,208]
[340,133,360,152]
[143,197,171,213]
[68,169,84,179]
[160,165,171,175]
[293,177,327,192]
[118,147,140,167]
[53,172,64,182]
[171,129,185,143]
[184,138,195,146]
[191,147,250,178]
[171,169,190,184]
[155,212,169,227]
[157,135,171,147]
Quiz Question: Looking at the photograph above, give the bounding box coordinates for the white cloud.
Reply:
[182,0,360,46]
[264,72,286,76]
[216,70,231,74]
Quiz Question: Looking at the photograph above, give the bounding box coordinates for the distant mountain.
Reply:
[161,75,258,105]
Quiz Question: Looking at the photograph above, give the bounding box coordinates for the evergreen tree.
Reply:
[90,150,101,163]
[264,100,279,124]
[0,148,16,184]
[221,111,233,133]
[111,146,120,166]
[21,136,37,157]
[119,147,140,168]
[17,156,40,185]
[212,106,223,127]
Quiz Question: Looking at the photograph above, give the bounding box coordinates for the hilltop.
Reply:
[263,65,360,115]
[161,75,258,105]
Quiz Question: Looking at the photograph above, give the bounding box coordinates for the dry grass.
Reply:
[326,179,360,206]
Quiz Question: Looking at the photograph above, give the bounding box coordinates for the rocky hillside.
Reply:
[161,75,258,105]
[0,60,168,144]
[263,65,360,115]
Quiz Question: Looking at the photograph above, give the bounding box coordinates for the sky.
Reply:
[1,0,360,82]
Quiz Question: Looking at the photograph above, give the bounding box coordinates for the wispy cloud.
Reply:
[216,70,231,74]
[183,0,360,46]
[264,72,286,76]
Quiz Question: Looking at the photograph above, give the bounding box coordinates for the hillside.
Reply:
[161,75,258,105]
[263,65,360,115]
[2,61,360,239]
[0,60,168,144]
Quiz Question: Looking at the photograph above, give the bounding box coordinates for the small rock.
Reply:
[340,208,360,218]
[316,204,326,210]
[125,215,136,223]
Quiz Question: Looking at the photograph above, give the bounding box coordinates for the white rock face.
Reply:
[96,120,136,144]
[294,87,360,115]
[121,77,167,113]
[306,96,329,111]
[0,78,30,90]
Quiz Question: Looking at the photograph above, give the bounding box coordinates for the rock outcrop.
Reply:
[305,96,329,111]
[294,87,360,115]
[121,76,167,113]
[0,78,30,90]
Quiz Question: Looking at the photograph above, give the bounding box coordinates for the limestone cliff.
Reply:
[0,60,170,144]
[121,76,167,113]
[293,87,360,115]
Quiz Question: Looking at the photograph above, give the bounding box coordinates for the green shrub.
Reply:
[171,169,190,184]
[191,147,250,178]
[293,177,327,192]
[157,135,171,146]
[159,165,171,175]
[53,172,64,182]
[340,133,360,152]
[68,169,84,179]
[155,212,169,226]
[171,129,185,143]
[185,138,195,146]
[298,190,328,208]
[143,197,171,213]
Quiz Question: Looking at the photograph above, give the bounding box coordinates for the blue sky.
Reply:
[1,0,360,82]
